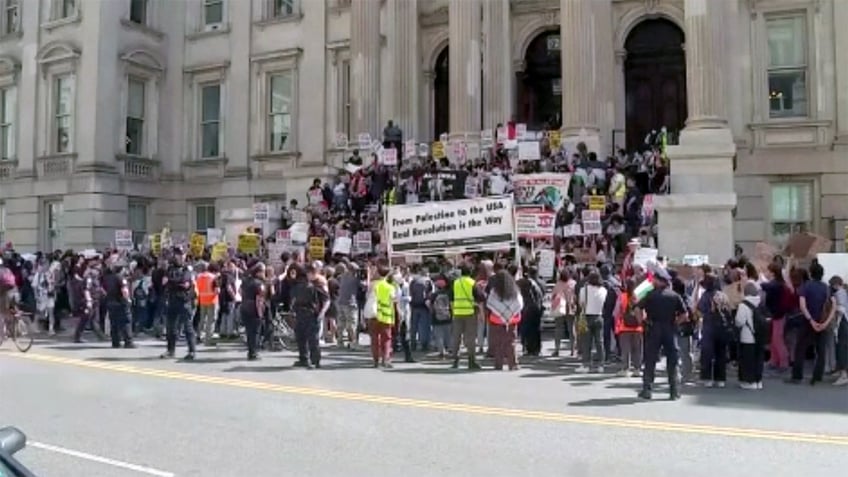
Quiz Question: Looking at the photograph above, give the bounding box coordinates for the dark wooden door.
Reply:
[518,29,562,130]
[624,19,686,151]
[433,47,449,140]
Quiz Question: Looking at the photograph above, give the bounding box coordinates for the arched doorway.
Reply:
[517,29,562,130]
[433,46,449,140]
[624,19,686,150]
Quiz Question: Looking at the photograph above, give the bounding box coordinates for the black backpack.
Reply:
[409,277,430,307]
[740,300,769,344]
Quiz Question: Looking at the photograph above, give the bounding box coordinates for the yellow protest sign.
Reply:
[431,141,445,159]
[237,233,261,254]
[189,233,206,257]
[308,236,325,261]
[211,242,228,262]
[588,195,606,211]
[150,233,162,256]
[549,131,561,149]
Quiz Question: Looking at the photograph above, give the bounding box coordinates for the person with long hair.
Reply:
[762,262,791,371]
[486,270,523,371]
[698,273,732,387]
[551,268,577,357]
[615,278,643,377]
[577,270,608,373]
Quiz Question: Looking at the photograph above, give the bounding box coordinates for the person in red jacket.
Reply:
[615,278,644,377]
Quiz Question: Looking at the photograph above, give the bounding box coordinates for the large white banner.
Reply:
[512,173,572,212]
[386,196,516,253]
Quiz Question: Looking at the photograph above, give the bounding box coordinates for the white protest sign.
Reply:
[290,222,309,245]
[333,236,353,255]
[290,209,308,224]
[386,196,515,253]
[466,142,481,160]
[496,126,507,142]
[538,249,556,279]
[357,133,371,149]
[518,141,541,160]
[682,254,709,266]
[115,230,133,251]
[563,224,583,237]
[516,123,527,140]
[207,228,224,244]
[481,130,494,148]
[381,147,398,166]
[353,231,372,254]
[276,229,292,246]
[634,247,659,268]
[581,209,602,235]
[253,203,269,224]
[439,132,449,144]
[417,143,430,157]
[404,140,416,159]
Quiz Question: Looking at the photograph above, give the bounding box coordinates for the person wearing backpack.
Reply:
[430,276,453,360]
[408,265,433,352]
[614,278,643,377]
[735,282,766,390]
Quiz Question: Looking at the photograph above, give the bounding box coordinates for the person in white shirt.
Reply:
[577,270,608,373]
[735,282,764,390]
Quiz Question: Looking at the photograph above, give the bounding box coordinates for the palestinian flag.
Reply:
[633,276,655,302]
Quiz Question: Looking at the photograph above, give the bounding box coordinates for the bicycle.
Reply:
[0,309,34,353]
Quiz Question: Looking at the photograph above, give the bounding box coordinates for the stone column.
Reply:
[834,0,848,145]
[679,0,731,138]
[421,70,436,141]
[482,0,512,129]
[350,0,382,139]
[560,0,600,153]
[654,0,737,263]
[388,0,419,141]
[448,0,482,141]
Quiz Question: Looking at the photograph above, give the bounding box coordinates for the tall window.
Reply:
[203,0,223,27]
[129,0,147,25]
[271,0,295,18]
[54,75,73,153]
[58,0,76,19]
[0,86,14,160]
[195,203,216,232]
[770,182,812,243]
[339,59,351,139]
[0,203,5,244]
[269,73,291,152]
[3,0,19,35]
[45,200,63,251]
[766,14,808,118]
[200,84,221,158]
[126,77,145,155]
[128,201,147,246]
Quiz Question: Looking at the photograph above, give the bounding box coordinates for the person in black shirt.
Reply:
[160,247,196,361]
[635,267,688,401]
[150,261,167,337]
[290,264,329,369]
[241,262,266,361]
[103,263,134,348]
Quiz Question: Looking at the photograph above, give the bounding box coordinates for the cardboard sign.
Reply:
[784,232,831,259]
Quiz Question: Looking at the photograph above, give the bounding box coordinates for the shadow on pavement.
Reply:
[87,355,165,363]
[568,396,650,407]
[224,365,293,373]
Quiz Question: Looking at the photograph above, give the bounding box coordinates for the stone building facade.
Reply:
[0,0,845,256]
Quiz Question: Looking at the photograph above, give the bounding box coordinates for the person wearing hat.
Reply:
[161,246,197,361]
[634,265,688,400]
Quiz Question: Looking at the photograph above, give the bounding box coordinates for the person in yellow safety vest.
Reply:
[371,266,398,368]
[195,263,220,346]
[382,185,396,207]
[450,263,481,370]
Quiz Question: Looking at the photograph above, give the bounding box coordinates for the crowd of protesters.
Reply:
[1,122,846,398]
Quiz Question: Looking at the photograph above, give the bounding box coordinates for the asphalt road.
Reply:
[2,335,847,477]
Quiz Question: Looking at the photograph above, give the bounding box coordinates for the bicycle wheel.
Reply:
[12,315,34,353]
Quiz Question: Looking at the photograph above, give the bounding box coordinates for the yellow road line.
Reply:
[5,351,848,446]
